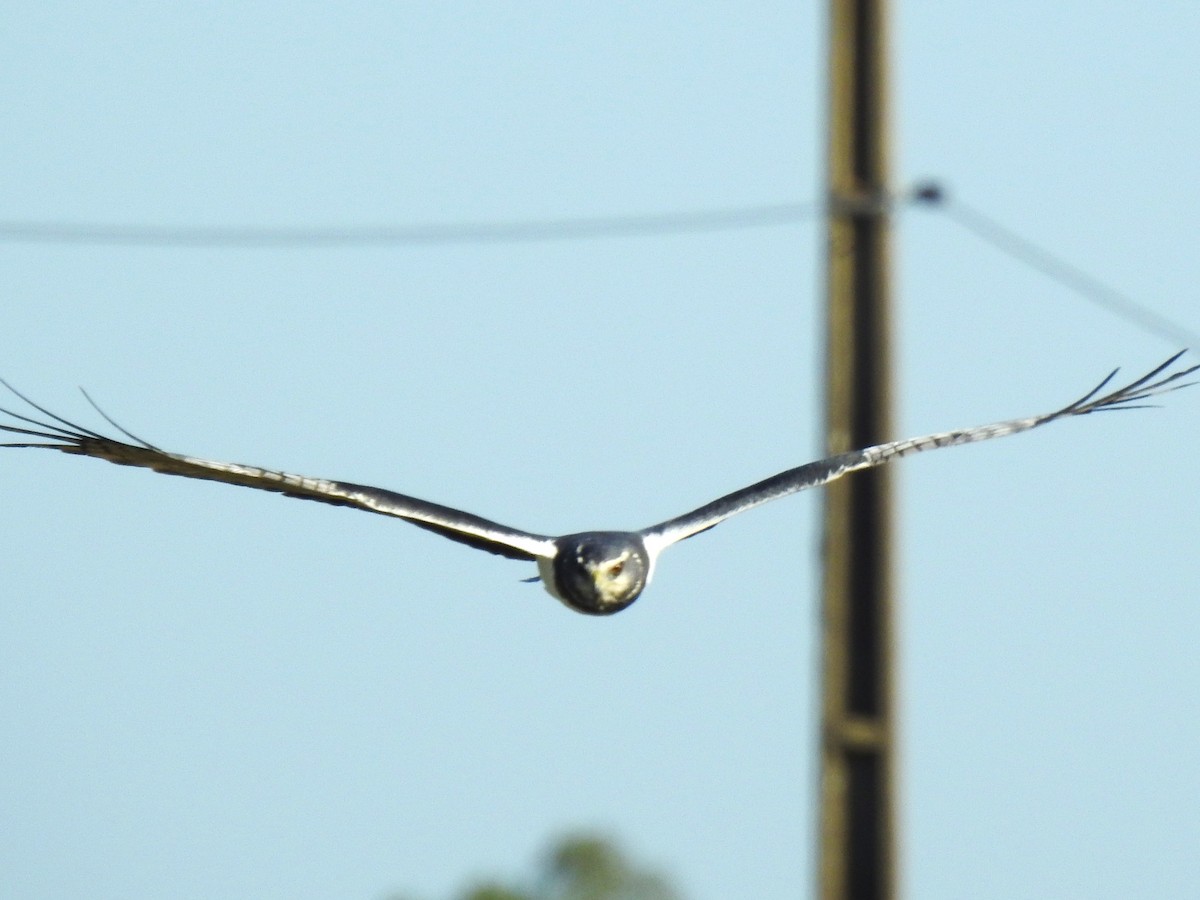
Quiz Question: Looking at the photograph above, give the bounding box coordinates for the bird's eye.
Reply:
[610,561,624,576]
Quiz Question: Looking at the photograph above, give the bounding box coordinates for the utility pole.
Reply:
[818,0,897,898]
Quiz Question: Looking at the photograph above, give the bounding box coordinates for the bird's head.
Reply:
[544,532,651,616]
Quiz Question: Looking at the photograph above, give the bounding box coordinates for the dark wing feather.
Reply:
[641,352,1196,552]
[0,384,555,562]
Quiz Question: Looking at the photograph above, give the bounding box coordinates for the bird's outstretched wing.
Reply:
[641,352,1197,553]
[0,381,556,562]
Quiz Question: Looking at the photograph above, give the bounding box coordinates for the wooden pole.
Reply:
[818,0,897,897]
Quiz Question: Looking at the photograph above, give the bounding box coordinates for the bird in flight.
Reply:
[1,353,1194,615]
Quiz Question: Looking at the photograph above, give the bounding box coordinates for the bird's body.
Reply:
[539,533,653,615]
[1,353,1194,615]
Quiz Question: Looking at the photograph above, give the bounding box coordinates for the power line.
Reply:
[0,202,818,247]
[909,181,1199,348]
[2,185,1195,349]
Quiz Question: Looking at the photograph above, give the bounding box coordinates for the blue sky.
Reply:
[2,4,1198,898]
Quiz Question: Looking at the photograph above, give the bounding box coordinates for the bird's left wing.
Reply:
[0,382,556,562]
[641,352,1196,554]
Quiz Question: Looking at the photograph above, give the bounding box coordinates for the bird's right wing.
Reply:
[641,352,1196,554]
[0,382,557,562]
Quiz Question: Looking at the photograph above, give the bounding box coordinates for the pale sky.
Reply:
[2,4,1198,899]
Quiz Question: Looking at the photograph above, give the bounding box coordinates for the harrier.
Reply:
[1,353,1194,615]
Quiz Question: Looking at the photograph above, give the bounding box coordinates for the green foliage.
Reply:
[393,833,682,900]
[460,886,532,900]
[539,835,680,900]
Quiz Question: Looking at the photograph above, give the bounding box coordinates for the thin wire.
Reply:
[909,182,1199,349]
[3,184,1196,350]
[0,202,819,247]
